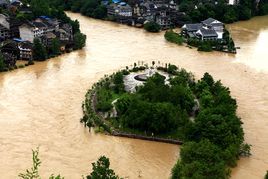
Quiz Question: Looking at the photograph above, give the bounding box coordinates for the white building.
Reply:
[182,18,224,40]
[201,18,224,39]
[107,2,132,17]
[19,23,43,42]
[0,14,10,40]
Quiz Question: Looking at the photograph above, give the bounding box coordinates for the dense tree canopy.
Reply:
[30,0,50,17]
[47,0,268,26]
[74,32,87,50]
[144,22,161,32]
[0,53,6,72]
[84,63,250,179]
[165,30,184,45]
[172,139,230,179]
[50,38,61,56]
[33,38,47,61]
[114,72,195,135]
[176,0,266,23]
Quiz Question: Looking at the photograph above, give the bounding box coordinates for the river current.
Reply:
[0,12,267,178]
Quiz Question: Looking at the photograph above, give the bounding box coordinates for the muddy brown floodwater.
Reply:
[0,12,267,178]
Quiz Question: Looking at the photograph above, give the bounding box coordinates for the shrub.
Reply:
[18,64,25,68]
[28,61,34,65]
[198,42,213,52]
[144,21,161,32]
[74,32,87,50]
[164,30,184,45]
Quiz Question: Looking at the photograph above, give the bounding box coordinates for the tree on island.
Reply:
[171,139,230,179]
[33,38,47,61]
[83,63,251,179]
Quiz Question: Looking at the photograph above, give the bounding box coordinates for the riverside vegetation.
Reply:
[19,148,121,179]
[164,30,236,53]
[81,62,251,178]
[47,0,268,27]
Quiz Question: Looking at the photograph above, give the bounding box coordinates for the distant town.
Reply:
[103,0,238,29]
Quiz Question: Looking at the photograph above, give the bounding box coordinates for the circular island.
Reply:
[81,62,251,179]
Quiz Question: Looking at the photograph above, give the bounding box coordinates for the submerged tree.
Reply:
[74,32,87,50]
[265,170,268,179]
[33,38,47,61]
[50,38,61,55]
[19,147,64,179]
[0,52,6,72]
[144,21,161,33]
[86,156,120,179]
[171,139,230,179]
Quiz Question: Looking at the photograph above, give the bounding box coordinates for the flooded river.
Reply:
[0,12,267,178]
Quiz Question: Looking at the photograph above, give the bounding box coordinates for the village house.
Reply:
[201,18,224,38]
[35,16,59,32]
[41,32,57,47]
[17,17,74,56]
[10,0,22,7]
[19,21,47,42]
[19,16,61,43]
[0,14,20,41]
[196,28,218,40]
[138,2,157,21]
[0,0,10,8]
[0,40,19,67]
[132,0,177,28]
[107,2,133,19]
[17,41,33,60]
[56,26,73,43]
[0,14,10,40]
[182,18,224,40]
[155,6,173,29]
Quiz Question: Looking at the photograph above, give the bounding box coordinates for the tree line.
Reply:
[45,0,268,25]
[177,0,268,23]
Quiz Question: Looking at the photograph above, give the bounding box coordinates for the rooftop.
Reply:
[202,18,223,26]
[197,28,218,37]
[182,23,202,31]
